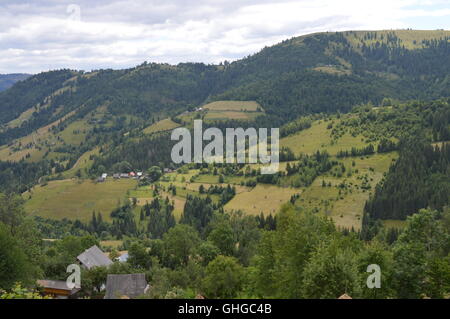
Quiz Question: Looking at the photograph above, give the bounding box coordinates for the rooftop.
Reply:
[77,245,113,269]
[104,274,149,299]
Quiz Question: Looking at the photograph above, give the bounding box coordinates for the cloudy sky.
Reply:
[1,0,450,74]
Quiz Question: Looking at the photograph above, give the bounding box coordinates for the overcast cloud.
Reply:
[0,0,449,73]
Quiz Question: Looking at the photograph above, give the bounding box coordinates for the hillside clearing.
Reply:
[203,101,262,111]
[296,152,398,230]
[225,184,299,216]
[23,179,137,222]
[143,118,181,134]
[281,119,368,156]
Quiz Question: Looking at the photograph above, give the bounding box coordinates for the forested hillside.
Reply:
[1,30,449,194]
[1,30,450,299]
[2,30,450,142]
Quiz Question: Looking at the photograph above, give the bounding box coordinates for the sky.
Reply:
[1,0,450,74]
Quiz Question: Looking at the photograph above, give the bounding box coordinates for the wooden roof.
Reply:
[104,274,148,299]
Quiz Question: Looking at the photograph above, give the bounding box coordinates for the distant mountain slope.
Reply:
[215,30,450,118]
[1,30,449,135]
[0,73,30,91]
[0,30,450,192]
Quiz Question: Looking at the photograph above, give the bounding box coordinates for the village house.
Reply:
[36,279,80,299]
[113,173,120,179]
[120,173,129,179]
[104,274,149,299]
[77,245,113,270]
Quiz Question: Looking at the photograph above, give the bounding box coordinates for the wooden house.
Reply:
[36,279,80,299]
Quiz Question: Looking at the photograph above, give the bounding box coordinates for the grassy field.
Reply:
[281,119,367,156]
[345,30,450,50]
[312,66,351,75]
[0,110,77,162]
[57,119,91,145]
[382,219,407,229]
[0,102,115,165]
[5,107,36,129]
[204,111,264,121]
[201,100,265,122]
[247,161,297,173]
[143,118,181,134]
[59,148,100,179]
[225,184,299,216]
[203,101,262,111]
[295,152,398,230]
[24,179,137,222]
[100,240,123,249]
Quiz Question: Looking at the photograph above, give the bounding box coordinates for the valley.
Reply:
[1,29,449,300]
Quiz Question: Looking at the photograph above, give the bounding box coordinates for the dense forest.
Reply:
[1,191,449,299]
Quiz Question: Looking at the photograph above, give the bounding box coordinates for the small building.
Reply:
[77,245,113,270]
[101,173,108,179]
[120,173,129,179]
[97,177,105,183]
[37,279,80,299]
[137,172,143,177]
[104,274,149,299]
[113,173,120,179]
[163,168,172,173]
[129,172,136,177]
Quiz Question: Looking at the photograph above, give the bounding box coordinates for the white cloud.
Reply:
[0,0,449,73]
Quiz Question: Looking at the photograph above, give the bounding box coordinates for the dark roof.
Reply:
[77,245,113,269]
[37,280,80,292]
[104,274,148,299]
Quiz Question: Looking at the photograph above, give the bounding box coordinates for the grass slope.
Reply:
[225,184,299,216]
[281,118,368,156]
[296,152,398,230]
[143,118,181,134]
[203,101,262,111]
[23,179,137,222]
